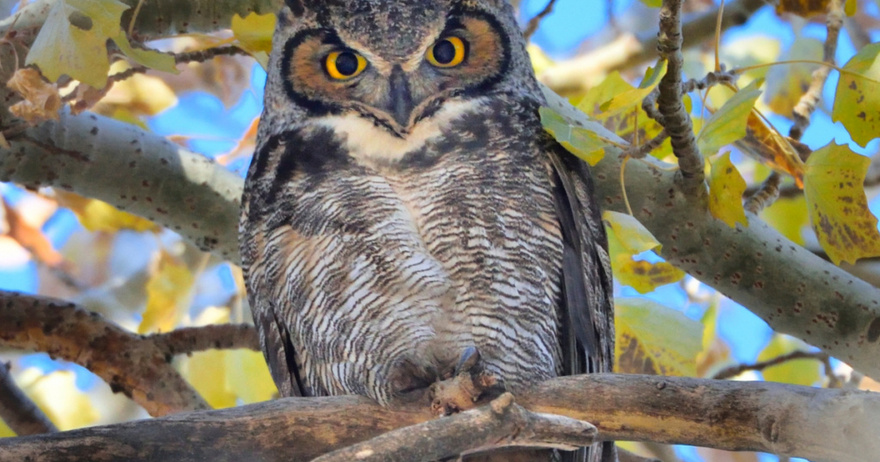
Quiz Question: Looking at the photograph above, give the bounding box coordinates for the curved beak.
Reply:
[386,65,414,128]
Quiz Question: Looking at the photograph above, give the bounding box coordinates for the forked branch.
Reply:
[314,393,596,462]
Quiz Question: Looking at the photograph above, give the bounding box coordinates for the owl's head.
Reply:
[260,0,538,139]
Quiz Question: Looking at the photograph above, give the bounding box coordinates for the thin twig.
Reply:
[625,129,668,159]
[523,0,557,41]
[149,324,259,356]
[712,350,828,380]
[0,362,58,436]
[787,0,843,141]
[656,0,705,194]
[744,171,781,214]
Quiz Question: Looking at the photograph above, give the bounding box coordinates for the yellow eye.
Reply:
[324,50,367,80]
[427,36,466,68]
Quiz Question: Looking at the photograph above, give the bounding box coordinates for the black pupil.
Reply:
[335,52,359,76]
[433,39,457,64]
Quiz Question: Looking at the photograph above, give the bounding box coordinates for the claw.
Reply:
[454,346,481,376]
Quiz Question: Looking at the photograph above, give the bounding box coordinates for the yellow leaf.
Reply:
[606,226,685,294]
[139,251,194,334]
[232,12,277,69]
[599,60,667,117]
[25,0,174,88]
[7,68,62,125]
[540,107,608,165]
[614,259,686,294]
[708,153,748,228]
[757,335,821,386]
[603,211,661,254]
[55,191,159,233]
[19,369,97,430]
[696,303,734,378]
[761,196,808,246]
[736,113,806,186]
[615,298,701,376]
[804,142,880,265]
[832,42,880,148]
[226,349,278,403]
[178,349,237,409]
[101,62,178,116]
[697,79,762,155]
[765,38,822,116]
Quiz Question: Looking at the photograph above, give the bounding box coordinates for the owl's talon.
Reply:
[454,346,481,376]
[428,362,499,417]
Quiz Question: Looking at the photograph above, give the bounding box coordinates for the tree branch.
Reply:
[538,0,766,95]
[0,362,58,435]
[0,290,209,416]
[0,110,243,261]
[150,324,259,356]
[0,375,875,462]
[314,392,596,462]
[656,0,704,194]
[787,0,843,141]
[712,350,827,380]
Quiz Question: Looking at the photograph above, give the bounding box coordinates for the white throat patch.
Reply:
[314,98,484,166]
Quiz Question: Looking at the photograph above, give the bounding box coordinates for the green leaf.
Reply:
[757,335,822,386]
[615,298,702,376]
[697,79,763,155]
[803,142,880,265]
[600,59,668,117]
[26,0,174,88]
[832,42,880,148]
[540,107,608,165]
[708,153,748,228]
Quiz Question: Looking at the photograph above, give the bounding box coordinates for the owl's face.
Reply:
[264,0,537,139]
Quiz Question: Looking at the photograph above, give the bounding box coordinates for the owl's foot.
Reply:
[429,347,499,416]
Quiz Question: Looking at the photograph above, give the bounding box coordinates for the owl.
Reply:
[239,1,615,461]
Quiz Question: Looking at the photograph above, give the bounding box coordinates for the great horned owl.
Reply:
[240,1,615,461]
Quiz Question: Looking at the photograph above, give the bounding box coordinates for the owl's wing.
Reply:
[547,143,614,376]
[547,143,617,462]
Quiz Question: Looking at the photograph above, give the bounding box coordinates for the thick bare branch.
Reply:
[656,0,704,194]
[314,393,596,462]
[538,0,766,95]
[0,290,209,416]
[0,375,876,462]
[0,111,243,261]
[0,362,58,435]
